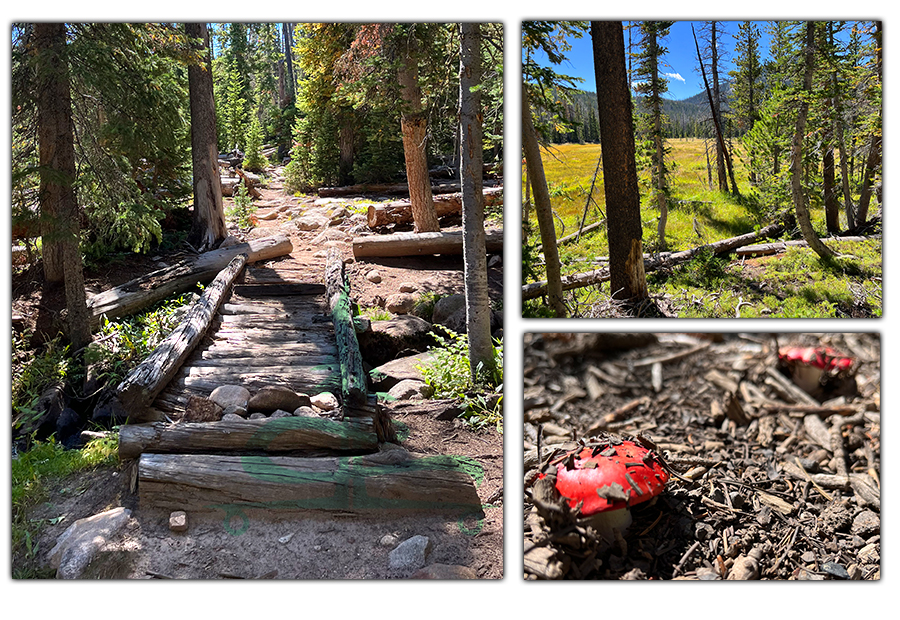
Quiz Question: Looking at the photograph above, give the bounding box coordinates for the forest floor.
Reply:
[11,165,504,579]
[522,332,881,580]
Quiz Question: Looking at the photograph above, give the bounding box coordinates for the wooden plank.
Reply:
[179,374,341,395]
[193,354,340,367]
[233,283,326,297]
[119,416,378,460]
[111,254,248,421]
[138,452,484,517]
[326,247,367,407]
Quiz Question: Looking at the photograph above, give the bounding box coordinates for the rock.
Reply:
[270,409,293,418]
[852,510,880,538]
[182,395,223,423]
[249,412,267,420]
[388,535,432,571]
[488,254,502,268]
[387,379,433,401]
[56,407,83,448]
[329,205,350,221]
[353,316,371,334]
[222,413,246,422]
[312,228,351,244]
[385,293,416,315]
[366,270,383,284]
[357,315,434,367]
[169,511,188,533]
[379,533,400,547]
[248,386,310,413]
[294,213,330,230]
[310,392,339,412]
[431,293,466,326]
[411,564,478,579]
[209,385,251,411]
[48,507,132,579]
[370,352,436,391]
[219,235,241,249]
[858,543,879,564]
[223,405,248,418]
[292,406,319,417]
[398,282,417,293]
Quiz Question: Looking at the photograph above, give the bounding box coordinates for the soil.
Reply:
[12,165,504,579]
[522,332,880,580]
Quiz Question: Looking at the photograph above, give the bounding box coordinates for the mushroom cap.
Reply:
[553,439,670,517]
[778,346,854,372]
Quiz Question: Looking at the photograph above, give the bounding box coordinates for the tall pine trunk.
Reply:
[34,22,91,349]
[459,23,494,383]
[186,22,227,252]
[398,33,440,233]
[591,21,649,302]
[792,22,834,259]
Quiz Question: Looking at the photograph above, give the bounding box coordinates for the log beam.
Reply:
[366,187,503,228]
[325,248,368,408]
[113,254,247,419]
[353,228,503,259]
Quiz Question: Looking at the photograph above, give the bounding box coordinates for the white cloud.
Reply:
[664,72,686,83]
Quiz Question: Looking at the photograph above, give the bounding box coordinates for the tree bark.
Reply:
[791,22,834,259]
[522,85,566,316]
[34,22,91,350]
[398,32,440,233]
[113,254,247,420]
[282,23,295,105]
[186,22,227,252]
[855,133,881,226]
[822,134,840,233]
[352,229,503,258]
[459,22,495,384]
[591,21,649,302]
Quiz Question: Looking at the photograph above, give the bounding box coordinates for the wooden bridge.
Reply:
[102,236,482,522]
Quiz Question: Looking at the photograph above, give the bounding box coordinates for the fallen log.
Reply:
[353,228,503,258]
[87,235,292,325]
[318,179,484,198]
[326,247,368,408]
[118,416,378,460]
[366,187,504,228]
[138,452,485,517]
[735,235,875,257]
[112,254,247,420]
[523,223,784,300]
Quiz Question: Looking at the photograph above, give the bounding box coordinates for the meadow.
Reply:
[522,139,882,318]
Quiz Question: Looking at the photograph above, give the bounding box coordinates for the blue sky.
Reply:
[526,21,773,101]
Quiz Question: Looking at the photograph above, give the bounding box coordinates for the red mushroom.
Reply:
[545,438,670,541]
[778,346,855,395]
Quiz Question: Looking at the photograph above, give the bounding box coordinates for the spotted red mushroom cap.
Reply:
[552,440,670,516]
[778,346,854,372]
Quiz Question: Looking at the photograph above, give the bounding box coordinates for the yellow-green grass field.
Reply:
[522,139,882,318]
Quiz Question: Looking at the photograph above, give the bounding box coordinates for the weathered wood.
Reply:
[366,187,503,228]
[317,179,484,198]
[138,452,484,517]
[326,247,367,407]
[113,254,247,420]
[523,223,784,300]
[119,416,378,460]
[735,235,873,257]
[353,228,503,258]
[179,373,341,396]
[87,235,292,325]
[233,283,326,297]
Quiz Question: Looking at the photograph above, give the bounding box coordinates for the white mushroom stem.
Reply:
[581,507,633,542]
[791,364,824,394]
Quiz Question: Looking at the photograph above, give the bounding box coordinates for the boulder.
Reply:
[357,315,434,367]
[48,507,132,579]
[431,294,466,327]
[385,293,416,315]
[182,396,223,423]
[389,535,432,571]
[209,385,251,411]
[370,352,436,391]
[387,379,433,401]
[310,392,339,412]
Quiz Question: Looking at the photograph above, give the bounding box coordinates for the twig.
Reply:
[673,541,701,577]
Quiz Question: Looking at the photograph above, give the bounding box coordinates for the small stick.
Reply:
[673,541,701,577]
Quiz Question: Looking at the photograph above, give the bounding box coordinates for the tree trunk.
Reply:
[591,21,649,302]
[398,33,440,233]
[113,254,247,420]
[352,229,503,258]
[791,22,834,259]
[325,247,367,407]
[282,23,295,105]
[522,85,566,316]
[710,22,728,192]
[459,22,494,384]
[34,23,91,350]
[186,22,227,252]
[823,133,840,233]
[365,187,502,228]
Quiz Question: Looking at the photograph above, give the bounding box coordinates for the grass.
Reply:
[524,138,882,318]
[11,434,119,578]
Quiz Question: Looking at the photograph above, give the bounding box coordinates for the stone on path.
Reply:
[388,535,432,571]
[48,507,132,579]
